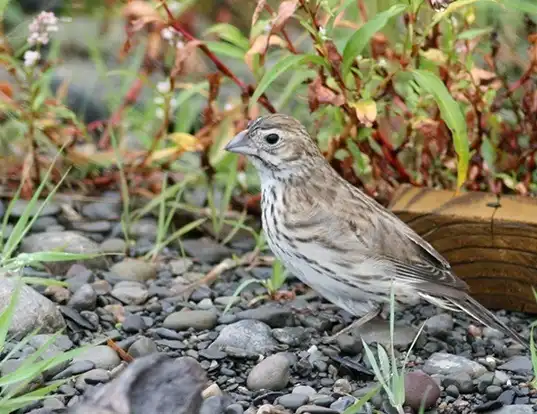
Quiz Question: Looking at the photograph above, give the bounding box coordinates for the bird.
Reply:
[224,113,528,348]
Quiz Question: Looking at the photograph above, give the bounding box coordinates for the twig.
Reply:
[161,2,277,113]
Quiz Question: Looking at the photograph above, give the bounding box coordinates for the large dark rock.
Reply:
[66,354,207,414]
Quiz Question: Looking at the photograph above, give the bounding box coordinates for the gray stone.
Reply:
[29,334,73,352]
[72,345,121,370]
[53,360,95,380]
[100,238,127,254]
[20,231,108,274]
[498,356,532,374]
[423,352,487,378]
[358,319,420,348]
[128,338,158,358]
[122,314,147,333]
[10,199,60,218]
[486,385,503,400]
[273,326,308,347]
[111,281,149,305]
[75,368,111,390]
[490,406,533,414]
[129,218,159,240]
[236,304,293,328]
[72,220,112,233]
[278,393,309,410]
[182,237,231,264]
[292,385,317,397]
[82,201,121,221]
[0,277,65,339]
[32,216,58,232]
[296,406,338,414]
[443,372,475,394]
[66,264,94,292]
[68,284,97,311]
[110,259,157,282]
[163,310,217,331]
[424,313,454,338]
[210,319,277,354]
[169,259,193,275]
[65,354,206,414]
[247,354,290,391]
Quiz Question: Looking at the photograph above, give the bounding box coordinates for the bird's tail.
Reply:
[447,294,529,349]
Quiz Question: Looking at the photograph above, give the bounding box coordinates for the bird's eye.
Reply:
[264,133,280,145]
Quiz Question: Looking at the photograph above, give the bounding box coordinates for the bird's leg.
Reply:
[325,308,381,342]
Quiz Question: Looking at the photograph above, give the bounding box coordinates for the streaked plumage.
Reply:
[224,114,528,348]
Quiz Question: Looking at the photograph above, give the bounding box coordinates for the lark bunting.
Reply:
[225,114,528,348]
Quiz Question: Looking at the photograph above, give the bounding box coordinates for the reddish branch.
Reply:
[161,2,276,113]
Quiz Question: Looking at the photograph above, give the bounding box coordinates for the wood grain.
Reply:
[389,184,537,313]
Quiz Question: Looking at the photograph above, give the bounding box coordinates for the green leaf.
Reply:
[502,0,537,13]
[270,260,288,292]
[457,27,493,40]
[203,24,250,50]
[250,54,325,106]
[205,41,246,59]
[224,278,262,314]
[342,4,408,77]
[427,0,498,32]
[341,384,381,414]
[411,69,469,190]
[0,278,22,350]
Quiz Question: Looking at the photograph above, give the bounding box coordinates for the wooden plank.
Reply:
[389,184,537,313]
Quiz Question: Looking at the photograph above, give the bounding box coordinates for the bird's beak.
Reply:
[224,129,257,156]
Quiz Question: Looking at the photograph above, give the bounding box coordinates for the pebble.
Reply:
[100,238,126,254]
[278,393,309,410]
[423,352,487,378]
[236,305,293,328]
[210,320,278,354]
[163,310,217,331]
[247,354,290,391]
[424,313,454,338]
[67,284,97,311]
[72,345,121,370]
[122,314,147,333]
[272,326,307,346]
[169,258,194,275]
[404,370,441,410]
[111,281,149,305]
[486,385,503,400]
[443,372,475,393]
[110,258,157,282]
[498,355,532,374]
[296,405,338,414]
[128,337,158,358]
[182,237,231,263]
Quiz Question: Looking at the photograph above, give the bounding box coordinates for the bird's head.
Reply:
[224,114,324,181]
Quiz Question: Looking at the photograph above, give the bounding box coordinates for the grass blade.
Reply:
[250,54,326,106]
[342,4,408,77]
[411,69,469,190]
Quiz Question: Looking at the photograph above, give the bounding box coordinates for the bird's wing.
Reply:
[312,184,470,295]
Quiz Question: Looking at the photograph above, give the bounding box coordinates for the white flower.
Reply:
[168,1,181,13]
[161,27,175,41]
[27,11,59,46]
[153,96,165,105]
[224,103,233,111]
[169,98,177,109]
[176,40,185,49]
[156,80,171,94]
[155,107,165,119]
[23,50,40,67]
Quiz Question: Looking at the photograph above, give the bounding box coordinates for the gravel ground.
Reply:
[0,194,534,414]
